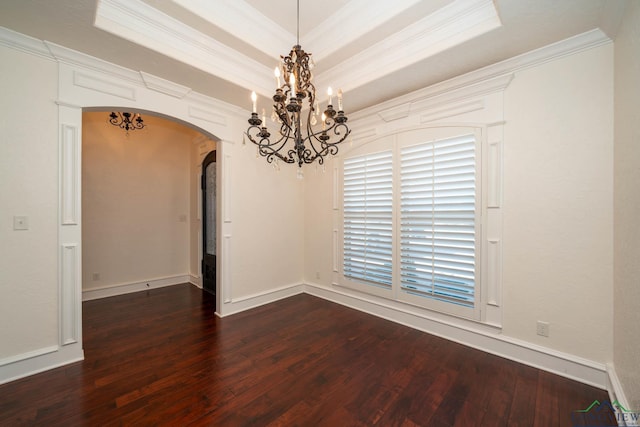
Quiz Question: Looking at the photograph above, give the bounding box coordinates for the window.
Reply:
[340,129,481,319]
[343,151,393,289]
[400,135,477,309]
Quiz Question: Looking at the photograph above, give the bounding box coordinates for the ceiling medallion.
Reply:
[245,0,350,176]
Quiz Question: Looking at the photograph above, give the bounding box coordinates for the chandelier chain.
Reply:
[245,1,350,170]
[296,0,300,45]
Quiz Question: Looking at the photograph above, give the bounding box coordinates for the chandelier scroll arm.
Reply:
[246,123,297,165]
[108,111,146,133]
[245,1,350,171]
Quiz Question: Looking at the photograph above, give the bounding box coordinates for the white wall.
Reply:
[613,0,640,409]
[0,27,305,382]
[304,42,614,372]
[0,45,59,360]
[502,44,613,364]
[226,144,305,300]
[82,112,199,292]
[0,23,621,390]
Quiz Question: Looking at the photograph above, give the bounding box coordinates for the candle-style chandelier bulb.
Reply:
[244,0,350,169]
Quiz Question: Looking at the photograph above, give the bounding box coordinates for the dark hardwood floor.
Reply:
[0,284,610,426]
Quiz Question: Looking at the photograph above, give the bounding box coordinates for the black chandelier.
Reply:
[108,111,146,134]
[246,0,350,171]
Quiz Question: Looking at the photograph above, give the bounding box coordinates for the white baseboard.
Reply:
[216,283,304,317]
[607,364,635,426]
[189,274,202,288]
[82,275,191,301]
[0,342,84,385]
[304,282,608,389]
[7,280,612,392]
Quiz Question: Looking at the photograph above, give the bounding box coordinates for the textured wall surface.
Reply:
[614,0,640,409]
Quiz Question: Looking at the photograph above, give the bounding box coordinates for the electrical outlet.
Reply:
[536,321,550,337]
[315,272,320,279]
[13,216,29,230]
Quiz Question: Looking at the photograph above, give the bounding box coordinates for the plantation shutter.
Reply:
[400,135,476,307]
[343,151,393,288]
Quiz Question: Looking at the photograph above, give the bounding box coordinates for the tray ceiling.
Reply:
[0,0,626,112]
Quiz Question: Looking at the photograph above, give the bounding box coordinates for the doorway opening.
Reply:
[201,150,217,296]
[81,110,220,305]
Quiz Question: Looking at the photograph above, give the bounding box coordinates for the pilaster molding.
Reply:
[60,124,80,225]
[486,239,502,307]
[222,235,232,304]
[60,244,80,345]
[222,152,232,223]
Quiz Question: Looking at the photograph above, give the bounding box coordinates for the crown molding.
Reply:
[0,25,247,120]
[377,103,413,123]
[171,0,291,60]
[304,0,422,62]
[140,71,192,99]
[598,0,627,40]
[314,0,501,94]
[0,26,54,60]
[419,99,485,124]
[94,0,274,96]
[352,73,513,131]
[188,106,227,127]
[352,127,378,142]
[350,28,611,122]
[184,91,247,119]
[45,40,142,85]
[410,73,513,113]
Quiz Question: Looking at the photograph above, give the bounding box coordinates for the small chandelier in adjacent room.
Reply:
[109,111,146,134]
[245,0,350,174]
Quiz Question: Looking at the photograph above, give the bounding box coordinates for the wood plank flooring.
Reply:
[0,284,610,426]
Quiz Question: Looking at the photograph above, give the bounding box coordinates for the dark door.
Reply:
[202,151,216,295]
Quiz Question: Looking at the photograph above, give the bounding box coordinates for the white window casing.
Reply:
[337,127,488,322]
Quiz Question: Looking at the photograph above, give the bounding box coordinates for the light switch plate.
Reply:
[13,216,29,230]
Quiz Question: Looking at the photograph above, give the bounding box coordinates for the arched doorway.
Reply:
[12,57,235,383]
[81,111,214,302]
[202,150,217,295]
